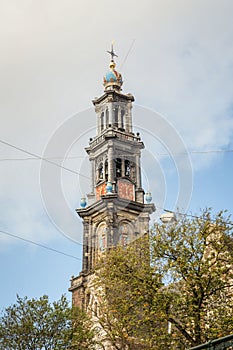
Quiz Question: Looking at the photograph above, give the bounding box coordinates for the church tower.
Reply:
[69,46,155,309]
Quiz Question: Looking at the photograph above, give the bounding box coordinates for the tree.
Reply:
[94,209,233,349]
[151,209,233,348]
[94,236,171,350]
[0,294,97,350]
[69,306,102,350]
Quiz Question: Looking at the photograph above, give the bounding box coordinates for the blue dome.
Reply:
[103,65,123,90]
[106,70,118,82]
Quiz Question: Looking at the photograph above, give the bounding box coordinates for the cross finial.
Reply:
[107,43,118,62]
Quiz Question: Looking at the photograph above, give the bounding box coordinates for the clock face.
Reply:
[96,183,106,201]
[118,179,135,201]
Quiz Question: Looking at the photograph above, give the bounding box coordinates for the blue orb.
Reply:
[80,197,87,208]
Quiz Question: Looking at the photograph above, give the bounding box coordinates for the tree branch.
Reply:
[168,317,195,346]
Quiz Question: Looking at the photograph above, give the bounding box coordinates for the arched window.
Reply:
[130,163,136,182]
[121,233,128,246]
[119,223,130,246]
[113,106,118,127]
[100,112,104,131]
[105,160,108,181]
[106,108,109,128]
[125,160,130,177]
[94,301,98,316]
[121,109,124,129]
[98,224,107,252]
[115,158,122,178]
[98,163,103,180]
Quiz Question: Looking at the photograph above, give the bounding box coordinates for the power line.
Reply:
[0,229,82,261]
[156,149,233,157]
[0,139,232,226]
[0,156,87,161]
[120,39,136,69]
[0,139,91,180]
[0,148,232,163]
[190,149,233,154]
[156,205,232,226]
[0,209,231,260]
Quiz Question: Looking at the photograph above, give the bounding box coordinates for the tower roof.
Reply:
[103,44,123,91]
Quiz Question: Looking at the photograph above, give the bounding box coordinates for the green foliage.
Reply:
[69,307,101,350]
[0,294,97,350]
[151,209,233,348]
[5,209,231,349]
[94,236,171,349]
[95,209,233,349]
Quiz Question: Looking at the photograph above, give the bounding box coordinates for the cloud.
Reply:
[0,0,233,247]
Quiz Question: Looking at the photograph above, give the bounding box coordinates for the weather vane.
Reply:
[107,43,118,62]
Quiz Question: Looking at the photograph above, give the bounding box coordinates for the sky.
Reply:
[0,0,233,310]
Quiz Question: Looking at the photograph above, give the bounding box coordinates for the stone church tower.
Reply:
[69,46,155,310]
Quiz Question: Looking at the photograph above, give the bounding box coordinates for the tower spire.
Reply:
[69,47,155,333]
